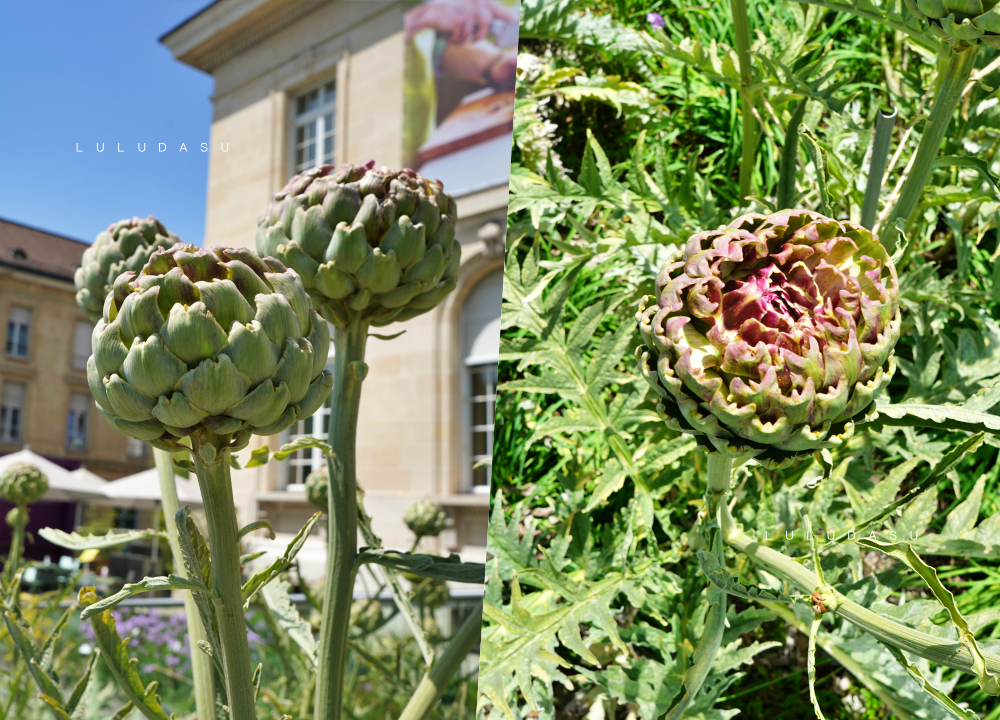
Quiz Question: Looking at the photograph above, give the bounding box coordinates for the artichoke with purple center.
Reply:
[637,210,900,466]
[256,161,460,328]
[87,243,332,449]
[75,217,181,322]
[904,0,1000,47]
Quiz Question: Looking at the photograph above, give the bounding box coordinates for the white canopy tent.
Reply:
[100,468,203,509]
[0,448,107,502]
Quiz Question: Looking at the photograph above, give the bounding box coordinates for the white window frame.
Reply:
[71,321,93,371]
[290,79,337,176]
[1,383,26,443]
[66,394,90,451]
[6,307,31,358]
[464,364,497,492]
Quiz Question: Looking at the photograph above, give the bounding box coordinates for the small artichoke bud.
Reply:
[257,163,460,328]
[903,0,1000,48]
[0,463,49,505]
[305,465,329,511]
[75,216,181,323]
[89,243,332,448]
[404,498,447,538]
[636,210,900,467]
[6,507,21,528]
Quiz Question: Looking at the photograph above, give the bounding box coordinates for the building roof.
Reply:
[0,217,88,282]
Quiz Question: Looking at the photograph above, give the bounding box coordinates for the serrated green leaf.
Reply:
[80,575,211,620]
[38,528,167,551]
[358,550,485,583]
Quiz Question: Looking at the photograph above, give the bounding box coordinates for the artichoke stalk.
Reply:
[0,463,48,590]
[637,210,900,466]
[259,162,462,720]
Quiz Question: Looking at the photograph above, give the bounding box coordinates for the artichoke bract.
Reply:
[305,465,329,511]
[256,161,460,328]
[637,210,900,465]
[404,498,447,538]
[0,463,49,505]
[75,217,181,322]
[904,0,1000,47]
[88,243,333,449]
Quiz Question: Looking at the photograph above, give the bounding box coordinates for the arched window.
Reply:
[461,270,502,491]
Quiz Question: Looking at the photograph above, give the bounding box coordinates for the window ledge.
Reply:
[3,353,30,362]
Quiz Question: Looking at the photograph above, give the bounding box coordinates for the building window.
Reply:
[66,394,90,450]
[6,307,31,358]
[293,80,336,173]
[281,390,332,489]
[72,321,93,370]
[126,437,148,459]
[461,271,503,492]
[1,384,26,443]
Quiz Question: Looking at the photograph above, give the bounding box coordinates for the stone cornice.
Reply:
[162,0,338,73]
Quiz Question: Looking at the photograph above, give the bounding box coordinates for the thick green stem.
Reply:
[398,601,484,720]
[315,319,369,720]
[705,454,733,519]
[190,433,256,720]
[152,448,216,720]
[3,503,26,590]
[879,44,979,251]
[717,498,1000,676]
[731,0,756,202]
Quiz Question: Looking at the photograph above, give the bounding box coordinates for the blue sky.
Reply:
[0,1,214,246]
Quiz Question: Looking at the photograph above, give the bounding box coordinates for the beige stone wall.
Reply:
[0,269,151,479]
[194,0,502,574]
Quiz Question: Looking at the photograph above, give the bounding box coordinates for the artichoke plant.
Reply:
[87,243,333,450]
[637,210,900,466]
[904,0,1000,47]
[0,463,49,506]
[404,498,447,539]
[74,216,181,322]
[0,462,48,588]
[256,161,461,329]
[305,464,329,511]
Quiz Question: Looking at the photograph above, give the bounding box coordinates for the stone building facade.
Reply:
[161,0,506,579]
[0,218,153,481]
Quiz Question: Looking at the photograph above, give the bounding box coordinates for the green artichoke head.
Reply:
[0,463,49,505]
[88,243,333,450]
[75,217,181,322]
[403,498,447,538]
[904,0,1000,47]
[637,210,900,467]
[305,464,329,511]
[256,161,461,329]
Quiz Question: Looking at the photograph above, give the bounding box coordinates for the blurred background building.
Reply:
[160,0,513,582]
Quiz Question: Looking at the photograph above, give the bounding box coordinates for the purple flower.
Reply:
[166,655,182,667]
[143,664,155,674]
[647,12,665,30]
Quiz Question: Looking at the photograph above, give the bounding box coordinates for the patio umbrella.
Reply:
[0,448,107,502]
[102,468,203,509]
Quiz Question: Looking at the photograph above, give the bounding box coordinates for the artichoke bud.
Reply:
[404,498,447,538]
[276,242,320,287]
[349,288,372,311]
[326,223,371,273]
[117,287,165,346]
[905,0,1000,46]
[257,163,459,326]
[266,271,313,335]
[0,463,49,506]
[380,217,426,269]
[636,210,899,467]
[225,260,273,306]
[353,193,380,241]
[429,216,455,248]
[377,197,398,233]
[305,465,329,510]
[292,205,333,258]
[323,183,362,229]
[315,261,358,300]
[355,248,401,294]
[196,279,255,330]
[403,244,446,285]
